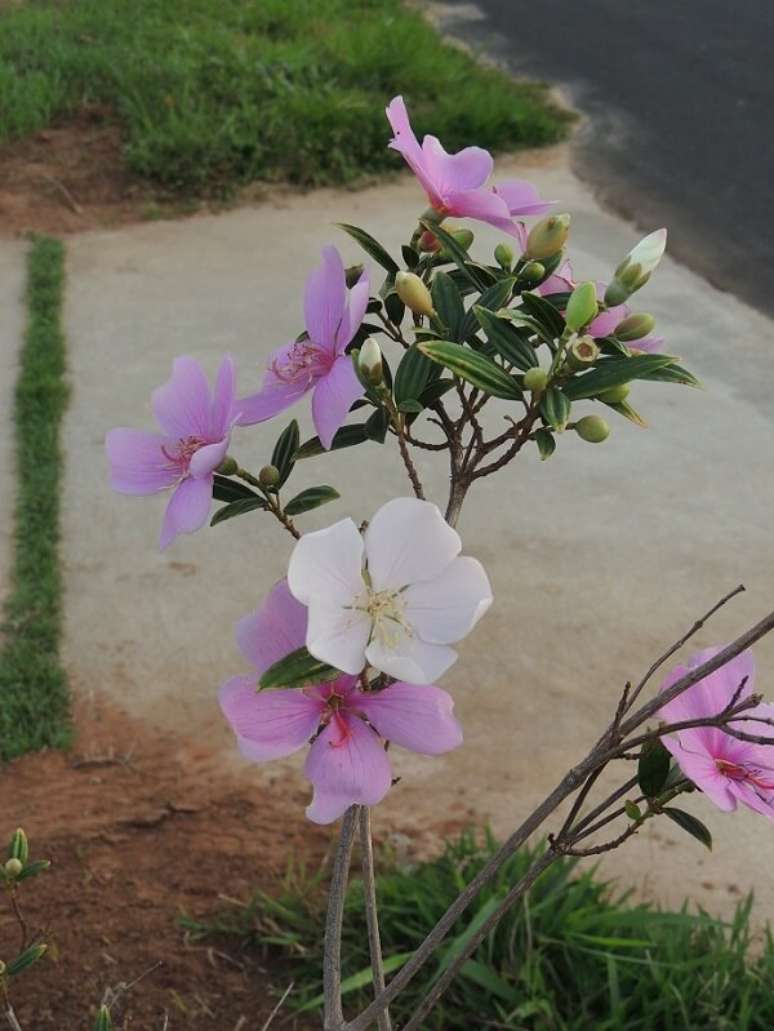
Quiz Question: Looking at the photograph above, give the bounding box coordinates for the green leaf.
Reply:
[284,485,340,516]
[418,340,522,400]
[398,399,424,414]
[94,1005,113,1031]
[431,271,465,341]
[394,345,439,406]
[299,952,412,1011]
[270,419,300,489]
[533,427,556,460]
[7,942,47,976]
[384,290,405,326]
[460,959,518,1002]
[337,223,399,274]
[419,377,455,406]
[212,475,258,503]
[459,278,516,341]
[603,399,648,428]
[295,424,370,459]
[663,808,713,851]
[636,361,701,388]
[365,406,390,442]
[540,386,571,431]
[401,244,419,269]
[474,306,538,370]
[421,220,487,290]
[259,646,340,691]
[210,496,268,526]
[563,355,676,401]
[16,859,50,882]
[638,739,671,798]
[519,291,566,339]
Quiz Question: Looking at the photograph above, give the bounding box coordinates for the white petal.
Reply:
[403,556,492,644]
[288,517,365,605]
[364,497,460,591]
[306,600,372,675]
[366,629,457,684]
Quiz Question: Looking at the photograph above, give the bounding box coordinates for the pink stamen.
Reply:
[160,434,206,471]
[328,712,352,749]
[271,341,326,384]
[716,758,774,791]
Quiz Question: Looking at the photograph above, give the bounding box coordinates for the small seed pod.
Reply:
[523,367,549,393]
[4,858,23,879]
[574,415,610,443]
[258,464,281,488]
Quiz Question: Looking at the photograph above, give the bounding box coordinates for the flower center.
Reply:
[271,340,328,384]
[355,587,412,650]
[715,758,774,791]
[161,435,206,471]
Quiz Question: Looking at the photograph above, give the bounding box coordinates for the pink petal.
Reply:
[672,749,738,811]
[152,356,211,439]
[386,96,440,206]
[219,675,324,762]
[589,305,628,338]
[731,779,774,821]
[236,579,309,675]
[537,259,574,297]
[189,438,229,478]
[355,683,462,755]
[630,335,665,354]
[304,246,347,352]
[304,714,392,824]
[106,428,179,495]
[311,354,363,450]
[159,474,212,550]
[661,648,755,726]
[422,135,493,196]
[235,344,312,425]
[493,179,553,216]
[337,270,370,353]
[209,355,236,438]
[445,187,524,241]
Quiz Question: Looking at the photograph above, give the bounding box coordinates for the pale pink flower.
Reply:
[106,355,235,550]
[219,580,463,824]
[659,648,774,820]
[288,497,492,684]
[235,246,369,448]
[386,96,552,243]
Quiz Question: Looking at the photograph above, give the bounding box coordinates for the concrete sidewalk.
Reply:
[61,147,774,919]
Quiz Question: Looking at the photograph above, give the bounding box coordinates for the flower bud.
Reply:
[216,456,238,476]
[345,263,365,289]
[605,229,667,305]
[522,367,549,393]
[451,228,474,251]
[597,383,630,404]
[395,271,435,318]
[358,337,383,386]
[258,465,280,488]
[4,858,23,878]
[520,261,545,282]
[574,415,610,443]
[525,213,571,260]
[8,829,28,865]
[494,242,514,270]
[614,312,656,342]
[565,281,598,332]
[567,335,599,369]
[418,229,440,253]
[624,800,642,821]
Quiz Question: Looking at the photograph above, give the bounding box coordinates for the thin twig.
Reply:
[259,981,294,1031]
[358,808,391,1031]
[8,892,28,952]
[4,1004,22,1031]
[323,808,358,1031]
[395,424,425,500]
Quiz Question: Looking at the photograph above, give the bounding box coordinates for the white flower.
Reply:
[287,497,493,683]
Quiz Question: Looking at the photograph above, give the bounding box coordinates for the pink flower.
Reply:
[235,246,369,449]
[659,648,774,821]
[106,356,235,550]
[386,96,552,243]
[219,581,463,824]
[538,260,664,351]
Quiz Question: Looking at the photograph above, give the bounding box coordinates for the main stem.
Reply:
[323,807,358,1031]
[359,808,392,1031]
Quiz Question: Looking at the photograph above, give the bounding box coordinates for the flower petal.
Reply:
[306,601,371,676]
[106,428,179,495]
[288,517,365,605]
[422,135,493,195]
[305,246,346,352]
[492,179,554,216]
[219,676,324,762]
[403,555,492,644]
[234,341,314,426]
[337,270,370,353]
[660,648,756,727]
[731,778,774,821]
[189,438,229,478]
[366,631,457,684]
[236,579,309,674]
[355,682,462,755]
[444,187,524,241]
[589,300,628,338]
[304,714,392,824]
[152,356,211,439]
[364,497,460,591]
[386,95,440,205]
[159,474,212,550]
[311,355,363,450]
[630,335,665,354]
[668,746,739,811]
[209,355,236,438]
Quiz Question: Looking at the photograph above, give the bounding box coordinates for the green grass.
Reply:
[183,830,774,1029]
[0,0,571,197]
[0,236,71,760]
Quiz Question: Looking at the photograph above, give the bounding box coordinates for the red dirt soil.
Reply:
[0,695,332,1029]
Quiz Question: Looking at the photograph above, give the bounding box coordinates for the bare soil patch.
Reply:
[0,695,330,1029]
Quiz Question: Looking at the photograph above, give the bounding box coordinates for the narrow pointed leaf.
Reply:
[270,419,300,488]
[459,277,516,341]
[421,220,487,290]
[520,291,566,338]
[337,223,399,274]
[603,399,648,427]
[475,306,538,370]
[541,387,571,431]
[562,355,677,401]
[663,808,713,851]
[431,271,465,341]
[395,345,439,406]
[637,362,701,388]
[212,475,258,503]
[260,646,340,690]
[418,340,522,400]
[284,485,340,516]
[295,424,370,459]
[211,497,268,526]
[638,739,671,798]
[7,942,47,976]
[365,406,390,442]
[533,427,556,460]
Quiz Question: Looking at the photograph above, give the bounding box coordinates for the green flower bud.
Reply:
[258,465,280,488]
[522,367,549,393]
[525,213,571,260]
[494,242,514,270]
[574,415,610,443]
[215,456,238,476]
[4,858,22,879]
[345,263,365,289]
[568,335,600,368]
[520,261,545,283]
[614,312,656,342]
[8,829,28,865]
[565,281,598,332]
[395,271,435,318]
[597,383,630,403]
[624,800,642,821]
[358,337,383,386]
[451,228,474,251]
[605,229,667,305]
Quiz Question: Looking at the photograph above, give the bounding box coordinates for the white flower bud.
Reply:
[358,337,384,386]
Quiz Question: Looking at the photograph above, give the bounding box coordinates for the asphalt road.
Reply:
[441,0,774,317]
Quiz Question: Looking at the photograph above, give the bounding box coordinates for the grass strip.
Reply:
[0,236,71,760]
[0,0,571,197]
